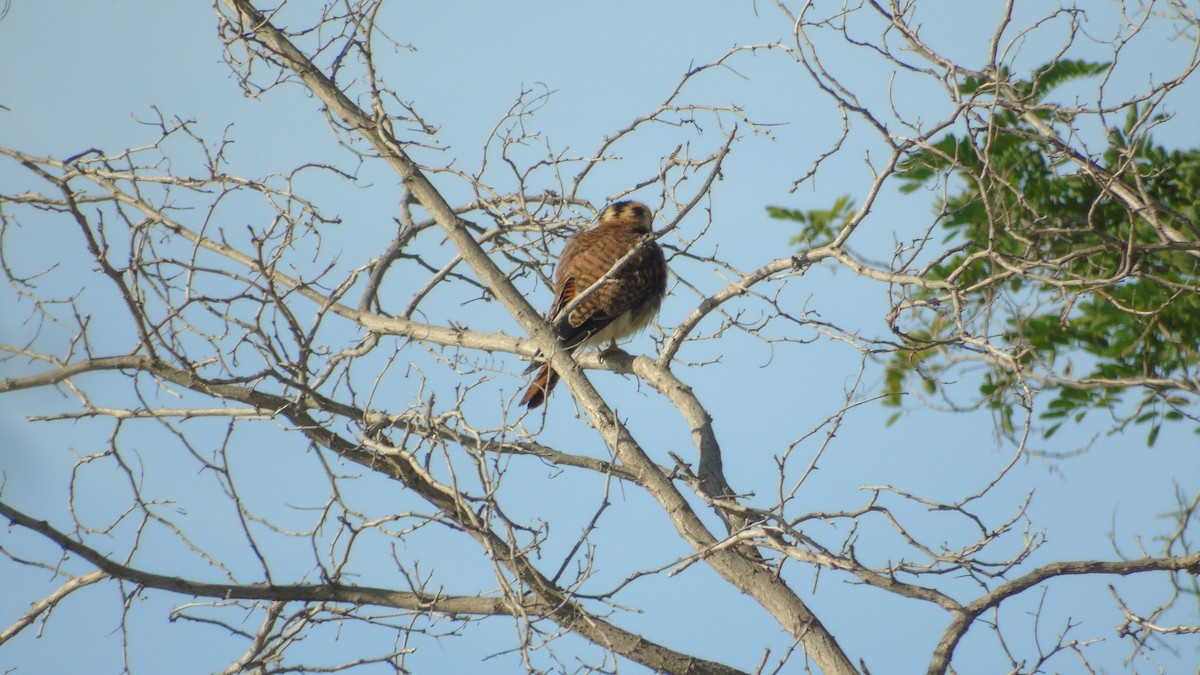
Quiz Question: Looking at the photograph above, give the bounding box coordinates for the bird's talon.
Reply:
[598,343,629,360]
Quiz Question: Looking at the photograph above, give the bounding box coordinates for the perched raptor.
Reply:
[520,200,668,408]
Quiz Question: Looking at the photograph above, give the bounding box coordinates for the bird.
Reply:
[520,200,668,408]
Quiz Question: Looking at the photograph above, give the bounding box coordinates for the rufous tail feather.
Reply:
[520,363,559,408]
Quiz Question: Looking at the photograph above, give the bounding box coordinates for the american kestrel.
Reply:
[520,200,668,408]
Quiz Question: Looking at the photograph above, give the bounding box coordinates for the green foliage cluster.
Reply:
[777,60,1200,444]
[767,194,856,248]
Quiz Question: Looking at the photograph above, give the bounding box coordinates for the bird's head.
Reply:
[600,200,653,234]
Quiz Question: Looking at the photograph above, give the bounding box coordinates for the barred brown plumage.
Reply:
[520,201,668,408]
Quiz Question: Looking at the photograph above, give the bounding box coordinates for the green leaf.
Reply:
[769,195,857,247]
[1028,60,1111,100]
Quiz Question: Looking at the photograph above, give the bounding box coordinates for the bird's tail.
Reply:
[520,363,559,408]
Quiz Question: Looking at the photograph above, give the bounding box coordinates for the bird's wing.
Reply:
[549,226,650,346]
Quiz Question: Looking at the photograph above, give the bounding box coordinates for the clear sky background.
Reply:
[2,1,1198,673]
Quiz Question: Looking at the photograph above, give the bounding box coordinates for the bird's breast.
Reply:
[576,294,663,348]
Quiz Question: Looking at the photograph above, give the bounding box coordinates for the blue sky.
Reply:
[2,1,1199,673]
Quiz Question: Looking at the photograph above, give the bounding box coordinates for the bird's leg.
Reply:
[598,339,629,360]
